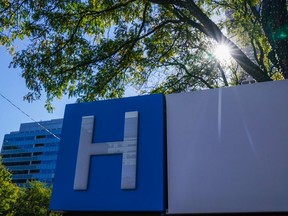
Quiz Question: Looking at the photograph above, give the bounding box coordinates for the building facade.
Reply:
[0,119,62,186]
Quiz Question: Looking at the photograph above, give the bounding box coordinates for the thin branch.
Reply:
[157,27,183,61]
[250,38,267,74]
[166,60,214,89]
[172,6,209,36]
[210,0,237,9]
[60,19,182,74]
[84,0,137,16]
[216,63,229,86]
[149,0,183,5]
[250,38,261,66]
[37,14,85,65]
[247,1,261,24]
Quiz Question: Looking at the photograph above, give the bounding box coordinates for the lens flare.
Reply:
[214,44,231,62]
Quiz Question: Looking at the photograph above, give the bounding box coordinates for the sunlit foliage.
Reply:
[0,0,287,109]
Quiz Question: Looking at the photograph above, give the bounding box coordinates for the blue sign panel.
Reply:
[50,94,165,212]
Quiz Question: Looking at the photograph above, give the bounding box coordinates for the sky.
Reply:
[0,46,75,149]
[0,44,138,150]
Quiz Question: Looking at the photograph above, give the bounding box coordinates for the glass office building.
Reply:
[0,119,62,186]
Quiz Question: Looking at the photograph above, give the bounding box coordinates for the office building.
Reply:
[0,119,62,186]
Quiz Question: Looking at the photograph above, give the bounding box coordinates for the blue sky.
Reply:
[0,46,75,149]
[0,45,138,150]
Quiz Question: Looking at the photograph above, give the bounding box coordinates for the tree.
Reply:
[12,181,61,216]
[212,0,288,80]
[0,159,20,216]
[0,158,60,215]
[0,0,287,109]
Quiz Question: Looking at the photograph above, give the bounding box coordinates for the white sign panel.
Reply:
[167,80,288,214]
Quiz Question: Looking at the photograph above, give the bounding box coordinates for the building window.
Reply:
[35,143,44,147]
[31,160,41,165]
[30,169,40,174]
[13,179,27,184]
[12,170,29,175]
[36,135,46,139]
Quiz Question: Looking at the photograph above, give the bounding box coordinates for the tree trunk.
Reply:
[181,0,272,82]
[262,0,288,78]
[150,0,273,82]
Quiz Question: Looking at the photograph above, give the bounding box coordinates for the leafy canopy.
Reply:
[13,181,60,216]
[0,158,60,215]
[0,159,20,215]
[0,0,287,109]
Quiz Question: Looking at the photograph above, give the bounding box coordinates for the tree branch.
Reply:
[247,0,261,24]
[84,0,137,16]
[60,19,182,75]
[262,0,288,77]
[172,6,209,36]
[178,0,271,82]
[166,59,214,89]
[216,63,229,86]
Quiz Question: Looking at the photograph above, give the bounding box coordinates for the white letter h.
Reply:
[73,111,138,190]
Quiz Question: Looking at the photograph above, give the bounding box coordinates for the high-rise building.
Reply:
[0,119,63,186]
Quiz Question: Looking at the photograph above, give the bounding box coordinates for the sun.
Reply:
[214,44,231,63]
